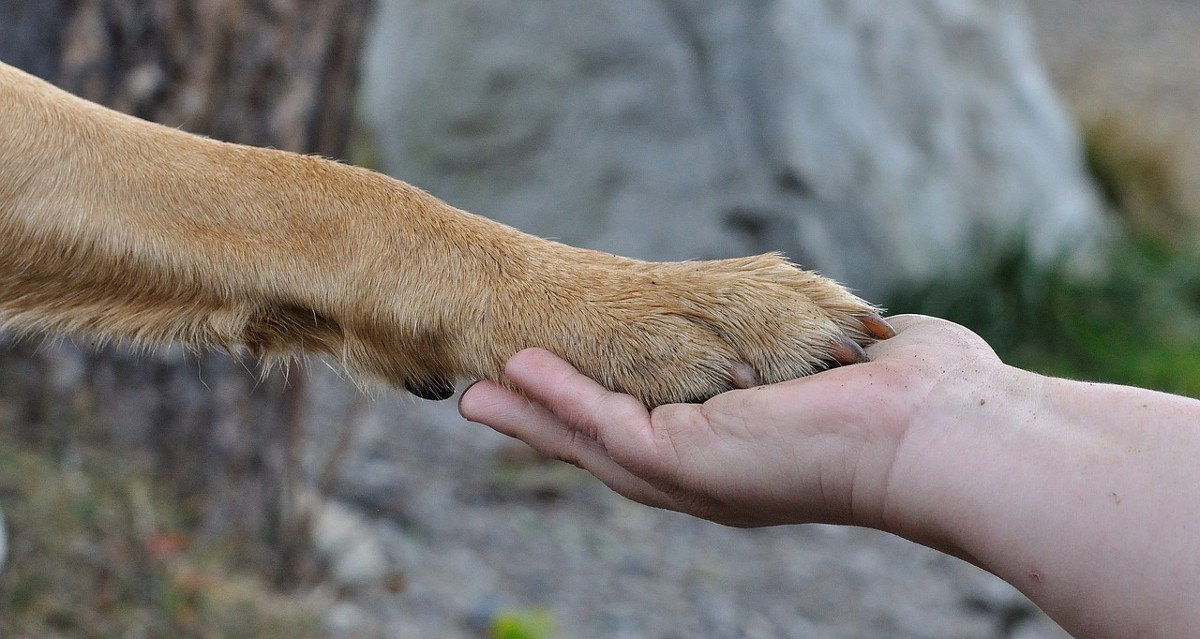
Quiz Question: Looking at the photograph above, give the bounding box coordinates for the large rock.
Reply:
[361,0,1102,297]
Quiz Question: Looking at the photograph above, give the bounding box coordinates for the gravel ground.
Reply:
[295,4,1200,636]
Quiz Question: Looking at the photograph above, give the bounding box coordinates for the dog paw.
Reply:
[495,251,893,407]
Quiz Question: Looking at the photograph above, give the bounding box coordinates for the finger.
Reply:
[504,349,682,482]
[876,313,929,332]
[877,314,989,346]
[459,379,595,458]
[503,348,653,449]
[458,380,535,437]
[880,313,984,335]
[866,314,998,362]
[459,379,678,509]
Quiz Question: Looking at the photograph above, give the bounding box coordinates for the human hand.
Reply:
[459,315,1007,529]
[462,314,1200,638]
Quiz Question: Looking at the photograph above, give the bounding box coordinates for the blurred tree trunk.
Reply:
[0,0,371,583]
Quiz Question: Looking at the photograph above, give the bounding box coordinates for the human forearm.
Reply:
[888,370,1200,638]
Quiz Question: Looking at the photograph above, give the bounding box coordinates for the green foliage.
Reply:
[887,235,1200,397]
[491,607,557,639]
[892,109,1200,397]
[0,436,319,638]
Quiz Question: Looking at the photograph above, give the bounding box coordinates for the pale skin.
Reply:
[460,314,1200,639]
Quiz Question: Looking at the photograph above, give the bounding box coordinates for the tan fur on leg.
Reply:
[0,61,889,407]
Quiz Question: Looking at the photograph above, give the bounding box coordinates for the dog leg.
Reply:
[0,61,891,407]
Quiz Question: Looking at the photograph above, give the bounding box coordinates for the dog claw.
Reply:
[730,362,762,389]
[405,377,456,401]
[857,313,896,340]
[829,336,869,366]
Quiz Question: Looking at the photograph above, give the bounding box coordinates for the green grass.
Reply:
[491,608,557,639]
[887,235,1200,397]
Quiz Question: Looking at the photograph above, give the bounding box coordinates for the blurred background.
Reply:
[0,0,1197,637]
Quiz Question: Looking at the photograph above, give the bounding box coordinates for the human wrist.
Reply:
[874,358,1050,561]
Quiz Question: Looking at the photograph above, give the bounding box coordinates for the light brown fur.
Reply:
[0,61,888,407]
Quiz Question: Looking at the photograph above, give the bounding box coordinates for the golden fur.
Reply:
[0,61,890,407]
